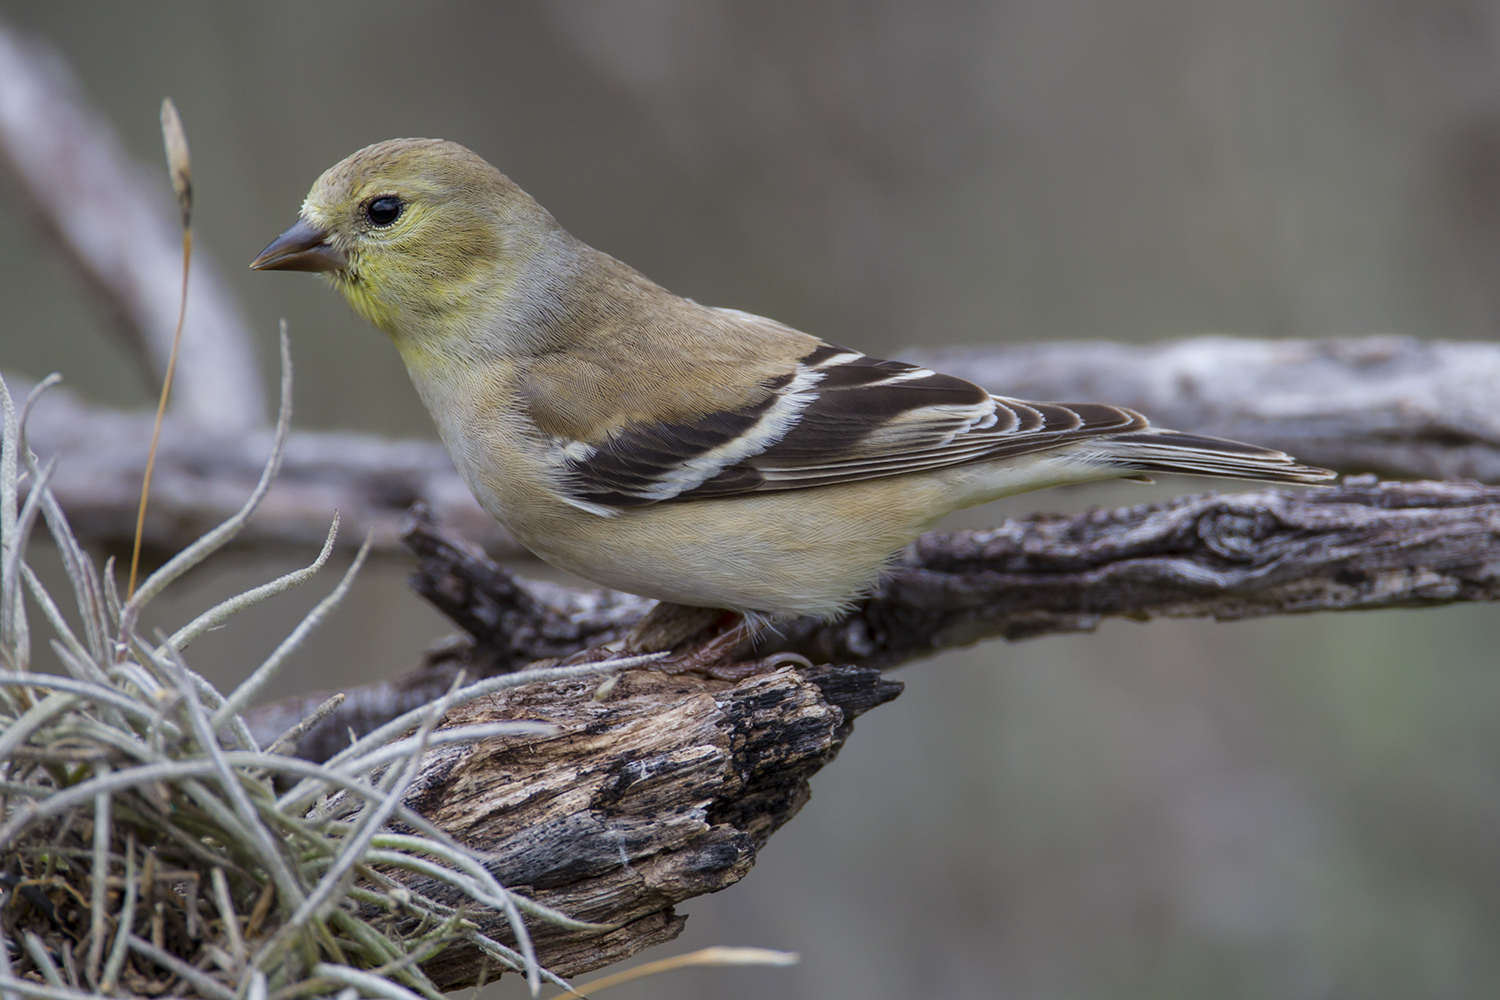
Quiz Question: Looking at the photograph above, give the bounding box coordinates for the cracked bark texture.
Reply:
[237,477,1500,985]
[771,475,1500,668]
[383,664,900,986]
[247,478,1500,762]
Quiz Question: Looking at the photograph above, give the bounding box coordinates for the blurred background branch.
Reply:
[13,375,519,556]
[9,335,1500,557]
[0,20,264,433]
[917,336,1500,483]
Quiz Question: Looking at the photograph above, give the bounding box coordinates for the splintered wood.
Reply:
[374,664,901,985]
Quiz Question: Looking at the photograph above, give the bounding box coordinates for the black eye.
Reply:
[366,196,403,227]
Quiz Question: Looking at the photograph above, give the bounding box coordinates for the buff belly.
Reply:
[484,450,1116,619]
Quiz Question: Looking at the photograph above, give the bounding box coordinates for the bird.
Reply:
[252,138,1333,669]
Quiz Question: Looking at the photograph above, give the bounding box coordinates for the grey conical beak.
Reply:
[250,217,347,272]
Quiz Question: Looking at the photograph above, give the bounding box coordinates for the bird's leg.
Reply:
[558,643,625,666]
[650,614,756,677]
[561,602,725,667]
[622,603,812,681]
[622,602,727,655]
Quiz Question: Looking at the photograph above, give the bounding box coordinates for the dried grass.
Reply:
[0,343,652,999]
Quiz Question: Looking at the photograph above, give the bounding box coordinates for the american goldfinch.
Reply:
[252,138,1332,638]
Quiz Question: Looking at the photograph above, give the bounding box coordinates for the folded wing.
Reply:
[555,342,1331,513]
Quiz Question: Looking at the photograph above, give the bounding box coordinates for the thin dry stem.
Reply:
[126,232,190,600]
[128,97,194,597]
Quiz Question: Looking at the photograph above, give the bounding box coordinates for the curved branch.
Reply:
[249,479,1500,761]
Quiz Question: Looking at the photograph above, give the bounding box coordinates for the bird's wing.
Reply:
[550,342,1147,512]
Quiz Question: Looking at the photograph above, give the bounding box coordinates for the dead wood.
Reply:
[250,477,1500,762]
[238,477,1500,984]
[383,664,900,985]
[773,474,1500,667]
[5,21,1498,987]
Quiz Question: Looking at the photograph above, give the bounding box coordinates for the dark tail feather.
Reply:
[1092,430,1335,486]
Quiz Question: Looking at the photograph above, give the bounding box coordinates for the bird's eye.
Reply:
[365,196,403,227]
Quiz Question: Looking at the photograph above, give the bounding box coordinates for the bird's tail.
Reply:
[1089,430,1336,486]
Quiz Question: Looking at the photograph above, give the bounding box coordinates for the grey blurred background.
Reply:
[3,2,1499,998]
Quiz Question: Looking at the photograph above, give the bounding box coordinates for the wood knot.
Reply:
[1196,508,1277,562]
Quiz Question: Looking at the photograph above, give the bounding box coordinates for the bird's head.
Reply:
[251,138,560,346]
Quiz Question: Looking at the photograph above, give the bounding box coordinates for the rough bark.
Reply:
[772,474,1500,668]
[240,476,1500,985]
[387,664,901,985]
[249,478,1500,761]
[7,21,1499,987]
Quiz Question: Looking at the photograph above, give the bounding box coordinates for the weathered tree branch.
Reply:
[6,24,1497,988]
[775,475,1500,666]
[249,478,1500,762]
[0,20,265,432]
[384,664,901,986]
[239,477,1500,985]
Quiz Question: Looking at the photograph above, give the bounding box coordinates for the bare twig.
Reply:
[559,947,799,998]
[127,98,194,598]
